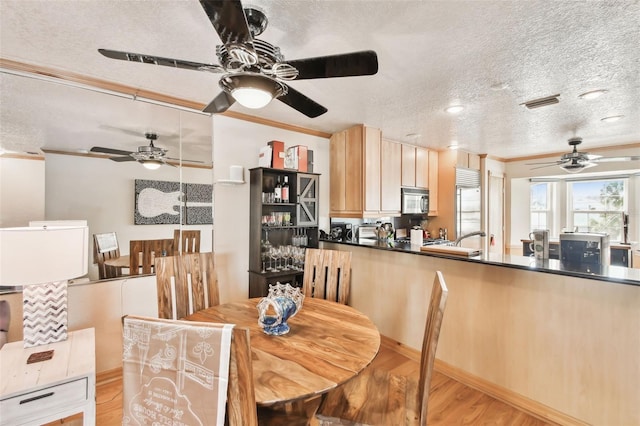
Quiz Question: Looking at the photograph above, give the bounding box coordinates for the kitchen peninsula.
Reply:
[320,239,640,425]
[323,238,640,286]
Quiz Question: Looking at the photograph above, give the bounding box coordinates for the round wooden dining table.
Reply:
[185,297,380,415]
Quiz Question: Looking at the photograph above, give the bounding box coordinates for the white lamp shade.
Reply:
[0,225,89,286]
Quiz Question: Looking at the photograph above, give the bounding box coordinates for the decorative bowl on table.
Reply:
[257,282,305,336]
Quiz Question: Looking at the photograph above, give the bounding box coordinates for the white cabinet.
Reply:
[0,328,96,425]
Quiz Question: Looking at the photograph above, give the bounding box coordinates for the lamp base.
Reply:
[22,280,68,348]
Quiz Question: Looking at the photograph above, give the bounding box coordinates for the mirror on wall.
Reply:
[0,72,214,281]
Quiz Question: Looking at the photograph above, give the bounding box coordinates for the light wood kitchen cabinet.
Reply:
[401,144,416,187]
[380,139,402,214]
[456,150,480,170]
[330,124,384,218]
[416,146,429,189]
[428,149,439,215]
[401,145,430,189]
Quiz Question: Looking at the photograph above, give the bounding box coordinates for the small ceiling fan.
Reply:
[98,0,378,118]
[527,137,640,174]
[90,132,201,169]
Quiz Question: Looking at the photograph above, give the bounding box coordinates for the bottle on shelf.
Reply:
[281,176,290,203]
[274,176,282,203]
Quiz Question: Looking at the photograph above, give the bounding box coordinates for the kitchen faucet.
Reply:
[454,231,486,246]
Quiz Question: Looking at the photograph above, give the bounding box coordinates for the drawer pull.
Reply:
[20,392,54,404]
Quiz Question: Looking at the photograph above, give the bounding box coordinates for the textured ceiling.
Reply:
[1,0,639,161]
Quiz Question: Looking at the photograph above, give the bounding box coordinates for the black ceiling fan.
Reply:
[98,0,379,118]
[90,132,203,169]
[527,137,640,174]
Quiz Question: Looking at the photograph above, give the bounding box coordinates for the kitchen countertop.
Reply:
[321,238,640,287]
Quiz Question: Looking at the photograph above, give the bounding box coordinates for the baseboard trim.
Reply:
[380,335,588,426]
[97,367,122,386]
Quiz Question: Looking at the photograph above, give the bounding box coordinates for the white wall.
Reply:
[0,156,45,227]
[212,115,330,303]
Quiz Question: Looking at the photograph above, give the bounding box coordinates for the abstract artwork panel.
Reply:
[185,183,213,225]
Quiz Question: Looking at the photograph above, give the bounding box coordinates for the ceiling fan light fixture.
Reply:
[232,87,274,109]
[141,160,163,170]
[445,105,464,114]
[559,161,597,174]
[221,74,285,109]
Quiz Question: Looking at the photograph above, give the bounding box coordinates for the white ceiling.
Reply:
[1,0,639,162]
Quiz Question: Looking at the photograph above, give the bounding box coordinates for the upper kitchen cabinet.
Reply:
[401,144,416,187]
[416,146,430,189]
[380,139,402,214]
[330,124,401,218]
[456,150,481,170]
[401,145,429,189]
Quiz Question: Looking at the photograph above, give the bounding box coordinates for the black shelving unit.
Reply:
[248,167,320,297]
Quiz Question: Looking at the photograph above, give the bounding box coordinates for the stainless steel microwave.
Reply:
[401,188,429,214]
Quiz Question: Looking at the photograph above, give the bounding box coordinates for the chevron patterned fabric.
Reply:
[22,281,68,347]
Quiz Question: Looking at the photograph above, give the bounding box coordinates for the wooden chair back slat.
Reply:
[155,252,219,320]
[129,238,174,275]
[173,229,201,254]
[418,271,448,422]
[303,249,352,304]
[227,327,259,426]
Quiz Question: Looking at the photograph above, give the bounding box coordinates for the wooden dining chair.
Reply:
[302,248,352,304]
[122,315,258,426]
[316,271,448,426]
[173,229,201,253]
[129,238,174,275]
[93,232,122,279]
[155,252,219,320]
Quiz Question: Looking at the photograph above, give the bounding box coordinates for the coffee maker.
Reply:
[559,232,610,271]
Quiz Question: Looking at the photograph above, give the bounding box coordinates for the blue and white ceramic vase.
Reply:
[257,282,304,336]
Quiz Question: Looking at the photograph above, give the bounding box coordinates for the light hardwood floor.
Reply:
[50,342,555,425]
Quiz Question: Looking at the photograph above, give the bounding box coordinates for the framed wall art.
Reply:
[134,179,213,225]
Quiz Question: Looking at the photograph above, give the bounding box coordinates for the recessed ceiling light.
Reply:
[601,115,624,123]
[445,105,464,114]
[406,133,421,138]
[448,142,459,150]
[578,89,607,100]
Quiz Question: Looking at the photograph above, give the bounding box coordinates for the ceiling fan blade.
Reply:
[98,49,224,73]
[90,146,133,156]
[287,50,379,80]
[530,163,561,170]
[277,85,328,118]
[525,160,563,166]
[199,0,253,46]
[110,156,136,162]
[203,91,236,114]
[166,156,206,164]
[593,155,640,163]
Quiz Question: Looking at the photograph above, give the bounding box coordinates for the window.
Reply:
[569,178,627,241]
[530,182,551,232]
